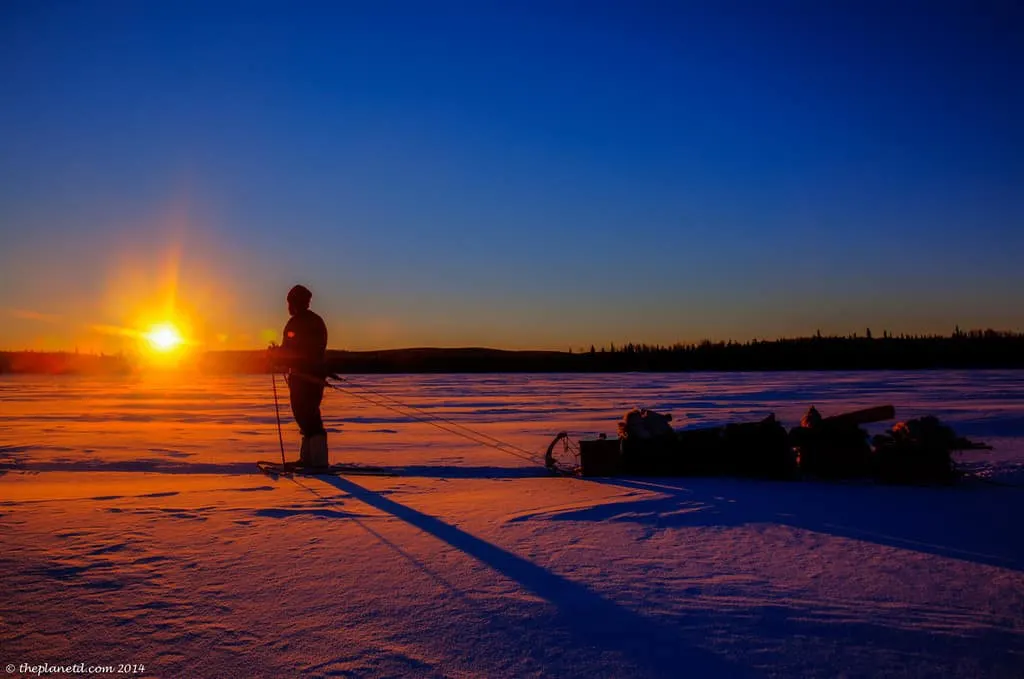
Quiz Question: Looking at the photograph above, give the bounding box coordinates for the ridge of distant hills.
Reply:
[2,330,1023,374]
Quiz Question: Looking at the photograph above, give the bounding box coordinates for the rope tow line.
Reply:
[321,375,548,468]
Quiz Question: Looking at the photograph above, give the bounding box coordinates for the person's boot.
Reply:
[306,433,329,470]
[284,436,309,469]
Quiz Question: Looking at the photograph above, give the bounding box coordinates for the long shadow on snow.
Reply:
[318,474,753,679]
[0,458,552,478]
[0,459,255,475]
[539,477,1024,572]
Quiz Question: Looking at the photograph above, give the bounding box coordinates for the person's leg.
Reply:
[305,383,328,467]
[288,378,311,465]
[289,379,327,467]
[307,383,326,436]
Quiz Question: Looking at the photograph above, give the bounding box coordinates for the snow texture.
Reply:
[1,371,1023,678]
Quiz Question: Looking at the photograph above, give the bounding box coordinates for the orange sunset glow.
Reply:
[67,220,248,358]
[144,322,185,353]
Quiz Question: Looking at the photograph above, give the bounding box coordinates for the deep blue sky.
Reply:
[2,1,1022,351]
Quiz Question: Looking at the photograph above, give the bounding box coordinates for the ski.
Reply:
[257,461,398,477]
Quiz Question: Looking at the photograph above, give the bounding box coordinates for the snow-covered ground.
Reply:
[2,371,1023,678]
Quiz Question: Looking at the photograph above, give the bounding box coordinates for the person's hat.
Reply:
[287,284,312,307]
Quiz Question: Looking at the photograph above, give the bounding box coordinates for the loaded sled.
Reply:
[547,405,989,484]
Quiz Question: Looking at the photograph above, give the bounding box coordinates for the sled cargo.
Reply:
[550,405,988,484]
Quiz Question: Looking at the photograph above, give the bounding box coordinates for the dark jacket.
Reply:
[279,309,328,377]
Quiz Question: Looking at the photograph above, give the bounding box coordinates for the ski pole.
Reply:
[272,372,286,468]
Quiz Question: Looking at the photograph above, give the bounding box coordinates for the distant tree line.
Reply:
[2,328,1023,375]
[0,350,134,375]
[552,328,1024,372]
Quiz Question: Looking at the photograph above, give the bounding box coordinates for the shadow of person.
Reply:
[316,474,754,679]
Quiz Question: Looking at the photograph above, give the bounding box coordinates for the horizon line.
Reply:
[3,327,1022,356]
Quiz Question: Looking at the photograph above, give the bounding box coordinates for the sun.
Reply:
[144,323,184,353]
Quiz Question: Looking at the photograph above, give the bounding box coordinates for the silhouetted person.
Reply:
[270,284,329,469]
